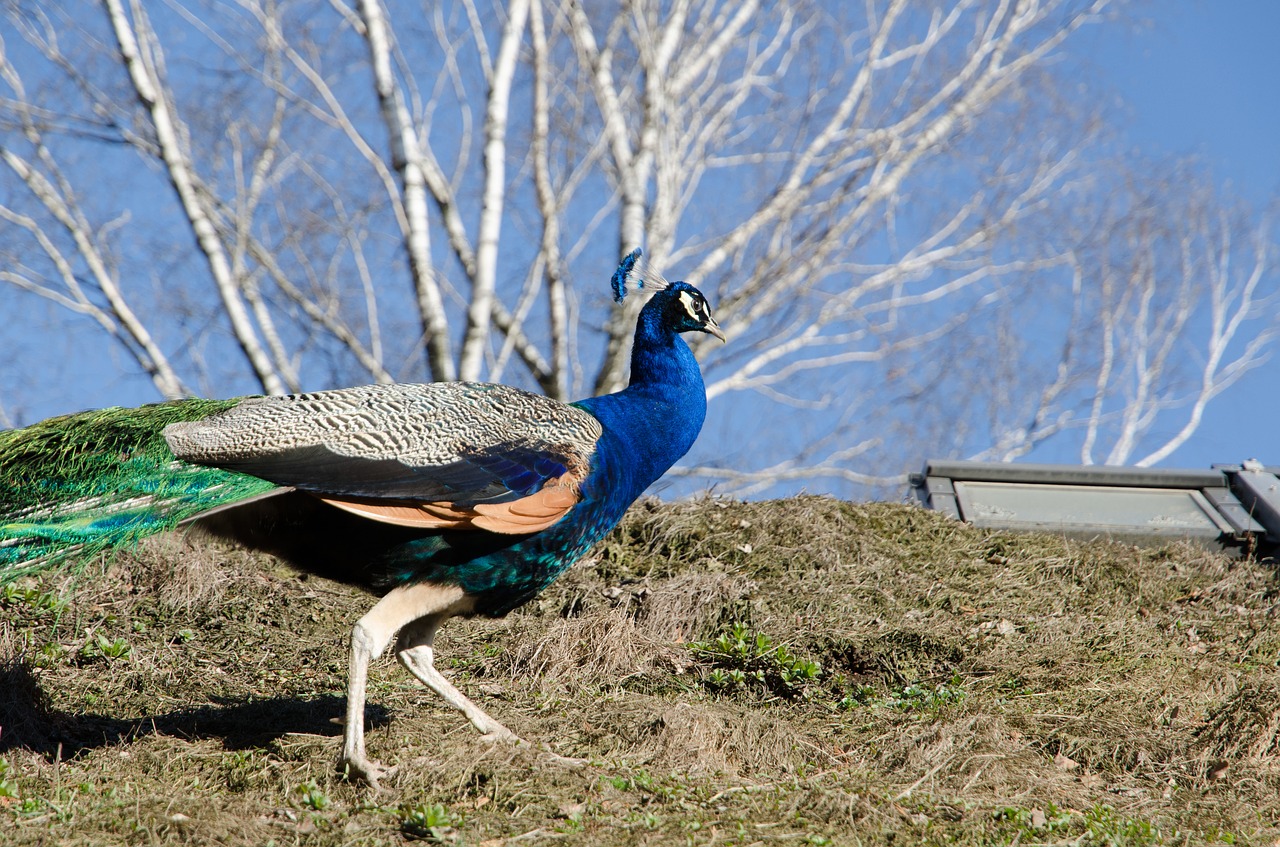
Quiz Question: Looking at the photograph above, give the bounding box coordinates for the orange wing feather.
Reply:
[317,472,583,534]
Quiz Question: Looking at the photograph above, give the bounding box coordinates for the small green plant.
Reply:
[688,623,821,699]
[295,779,329,811]
[35,641,67,667]
[992,803,1074,835]
[835,683,880,710]
[16,796,54,820]
[1080,804,1164,846]
[991,804,1169,846]
[221,750,263,792]
[882,674,968,714]
[399,802,455,841]
[632,811,661,830]
[1,584,62,614]
[80,633,132,661]
[837,675,968,716]
[0,757,20,800]
[992,806,1032,826]
[557,809,586,833]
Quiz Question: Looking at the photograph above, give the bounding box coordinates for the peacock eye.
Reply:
[677,291,708,323]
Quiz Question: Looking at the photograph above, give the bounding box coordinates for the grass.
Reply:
[1,496,1278,844]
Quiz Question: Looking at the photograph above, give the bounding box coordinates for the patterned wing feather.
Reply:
[163,383,603,510]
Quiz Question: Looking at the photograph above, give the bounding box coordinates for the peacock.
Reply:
[0,249,723,787]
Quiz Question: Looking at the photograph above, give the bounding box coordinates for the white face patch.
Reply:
[678,290,707,323]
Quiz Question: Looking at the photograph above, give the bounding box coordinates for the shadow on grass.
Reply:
[0,659,389,761]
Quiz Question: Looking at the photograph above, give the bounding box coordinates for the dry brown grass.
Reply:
[2,496,1278,845]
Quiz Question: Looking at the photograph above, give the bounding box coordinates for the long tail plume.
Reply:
[0,399,277,581]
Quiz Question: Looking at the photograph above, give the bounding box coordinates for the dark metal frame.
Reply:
[909,459,1280,557]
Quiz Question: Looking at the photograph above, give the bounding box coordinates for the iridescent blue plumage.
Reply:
[0,251,724,786]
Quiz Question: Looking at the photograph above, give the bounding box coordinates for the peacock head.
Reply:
[612,249,726,342]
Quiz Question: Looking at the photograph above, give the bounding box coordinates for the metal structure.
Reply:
[910,459,1280,556]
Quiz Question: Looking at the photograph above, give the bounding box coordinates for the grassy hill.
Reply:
[2,497,1277,845]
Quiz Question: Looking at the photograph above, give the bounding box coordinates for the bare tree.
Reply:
[970,172,1279,468]
[0,0,1276,497]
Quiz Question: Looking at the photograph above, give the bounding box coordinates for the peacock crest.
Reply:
[611,248,673,303]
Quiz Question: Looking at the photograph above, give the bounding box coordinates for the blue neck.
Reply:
[574,305,708,502]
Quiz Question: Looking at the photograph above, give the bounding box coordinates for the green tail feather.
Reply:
[0,398,278,580]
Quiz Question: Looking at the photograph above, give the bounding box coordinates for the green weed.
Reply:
[221,750,266,792]
[79,632,131,661]
[34,640,66,667]
[294,779,329,811]
[881,674,968,714]
[1,584,62,614]
[0,757,19,800]
[688,622,821,699]
[835,674,968,718]
[992,803,1074,835]
[1079,804,1166,846]
[399,802,455,841]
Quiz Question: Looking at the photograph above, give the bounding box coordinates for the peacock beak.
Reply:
[704,317,727,343]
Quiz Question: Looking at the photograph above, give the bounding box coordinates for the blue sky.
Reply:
[1088,2,1280,205]
[1081,1,1280,469]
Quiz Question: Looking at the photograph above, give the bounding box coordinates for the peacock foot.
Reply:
[338,753,393,790]
[541,748,589,769]
[478,727,524,746]
[476,727,588,769]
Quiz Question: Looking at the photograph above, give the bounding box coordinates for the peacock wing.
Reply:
[163,383,602,533]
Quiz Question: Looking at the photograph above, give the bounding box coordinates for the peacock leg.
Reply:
[396,615,522,744]
[340,581,471,788]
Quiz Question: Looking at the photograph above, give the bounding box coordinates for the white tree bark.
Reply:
[357,0,456,381]
[459,0,530,381]
[105,0,286,395]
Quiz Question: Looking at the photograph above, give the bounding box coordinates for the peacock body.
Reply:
[0,250,723,786]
